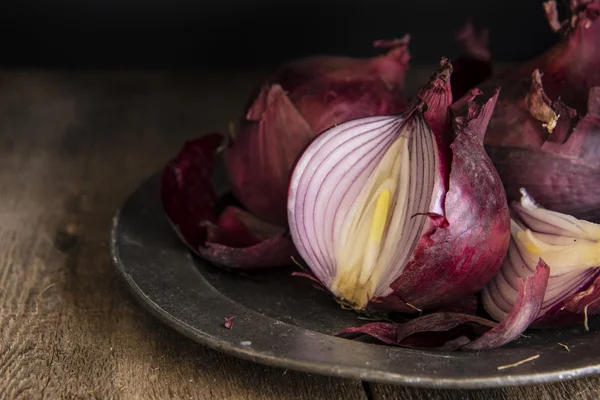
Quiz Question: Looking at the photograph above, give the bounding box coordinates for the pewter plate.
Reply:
[110,173,600,388]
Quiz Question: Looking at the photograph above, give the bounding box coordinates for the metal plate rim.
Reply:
[110,173,600,389]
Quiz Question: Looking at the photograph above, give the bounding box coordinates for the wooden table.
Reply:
[0,67,598,399]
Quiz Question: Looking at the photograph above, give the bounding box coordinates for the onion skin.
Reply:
[288,60,510,312]
[498,0,600,114]
[161,134,297,269]
[339,314,496,350]
[533,279,600,328]
[482,0,600,221]
[385,82,510,311]
[462,260,549,350]
[224,38,411,225]
[338,261,549,351]
[223,85,315,227]
[487,87,600,221]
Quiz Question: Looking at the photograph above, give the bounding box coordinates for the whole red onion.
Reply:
[287,60,510,312]
[482,0,600,221]
[224,37,411,226]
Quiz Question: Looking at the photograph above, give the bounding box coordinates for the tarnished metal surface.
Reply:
[111,174,600,388]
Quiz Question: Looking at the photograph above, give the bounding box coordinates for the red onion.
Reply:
[224,37,411,226]
[498,0,600,113]
[338,261,549,351]
[482,0,600,221]
[287,60,510,312]
[483,188,600,328]
[161,134,297,269]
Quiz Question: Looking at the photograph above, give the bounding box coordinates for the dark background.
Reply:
[0,0,558,68]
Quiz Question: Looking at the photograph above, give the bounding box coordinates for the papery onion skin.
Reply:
[482,189,600,328]
[338,313,496,350]
[161,134,297,269]
[338,259,549,351]
[496,0,600,114]
[485,76,600,222]
[388,86,510,310]
[481,0,600,221]
[288,60,510,312]
[462,260,549,350]
[533,278,600,328]
[224,38,411,226]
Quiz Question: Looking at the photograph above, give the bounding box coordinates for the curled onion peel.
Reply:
[288,60,510,312]
[483,189,600,328]
[161,134,297,269]
[224,37,411,226]
[338,261,549,351]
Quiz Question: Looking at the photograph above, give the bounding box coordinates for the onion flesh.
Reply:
[338,260,549,351]
[224,38,411,226]
[288,60,510,312]
[482,188,600,328]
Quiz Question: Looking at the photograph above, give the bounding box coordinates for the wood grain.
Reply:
[0,69,365,399]
[369,378,600,400]
[0,66,598,400]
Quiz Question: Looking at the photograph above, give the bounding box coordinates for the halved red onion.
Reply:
[483,188,600,328]
[161,134,297,269]
[225,38,411,226]
[288,60,510,312]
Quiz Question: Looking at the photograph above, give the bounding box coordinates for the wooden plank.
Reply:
[369,377,600,400]
[0,69,366,399]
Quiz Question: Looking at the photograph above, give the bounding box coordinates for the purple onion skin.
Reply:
[161,134,222,248]
[339,314,494,351]
[496,0,600,114]
[161,134,297,269]
[532,270,600,329]
[384,75,511,311]
[224,40,410,226]
[223,85,315,227]
[339,261,549,351]
[462,260,549,350]
[485,86,600,222]
[481,0,600,221]
[262,49,409,135]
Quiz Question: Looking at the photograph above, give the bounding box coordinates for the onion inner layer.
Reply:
[330,115,439,308]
